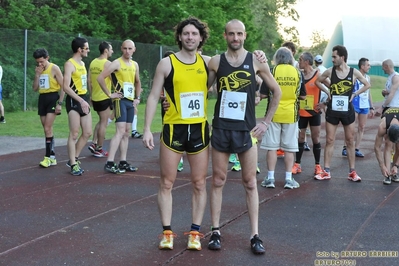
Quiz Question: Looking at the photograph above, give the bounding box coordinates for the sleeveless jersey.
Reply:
[39,63,60,94]
[352,74,371,109]
[385,72,399,107]
[163,53,208,124]
[90,58,111,101]
[212,52,257,131]
[111,58,136,101]
[299,70,321,117]
[383,107,399,133]
[271,64,301,123]
[68,58,87,95]
[326,67,354,118]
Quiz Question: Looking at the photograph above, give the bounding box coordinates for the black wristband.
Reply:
[58,101,63,105]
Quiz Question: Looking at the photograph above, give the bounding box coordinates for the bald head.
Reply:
[121,39,136,59]
[383,59,394,68]
[225,19,245,33]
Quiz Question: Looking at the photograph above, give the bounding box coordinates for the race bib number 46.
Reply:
[180,91,204,119]
[219,90,247,120]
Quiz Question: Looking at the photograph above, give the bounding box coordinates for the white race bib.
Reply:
[359,92,369,108]
[81,74,87,91]
[39,74,50,90]
[123,82,134,100]
[331,95,348,112]
[180,91,204,119]
[219,90,247,120]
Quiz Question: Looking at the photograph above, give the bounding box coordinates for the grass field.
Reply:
[0,75,387,138]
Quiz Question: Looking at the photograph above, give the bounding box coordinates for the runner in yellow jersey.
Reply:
[88,41,114,158]
[143,17,211,251]
[63,37,92,176]
[32,48,65,168]
[97,39,140,174]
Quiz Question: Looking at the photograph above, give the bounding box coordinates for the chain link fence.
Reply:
[0,28,178,111]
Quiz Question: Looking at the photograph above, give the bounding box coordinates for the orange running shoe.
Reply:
[314,164,323,175]
[291,163,302,174]
[348,170,361,182]
[277,149,285,158]
[314,170,331,180]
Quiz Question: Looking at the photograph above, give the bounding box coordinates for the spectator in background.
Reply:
[260,47,305,189]
[32,48,65,168]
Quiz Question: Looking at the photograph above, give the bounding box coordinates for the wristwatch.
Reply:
[57,101,63,105]
[135,96,141,100]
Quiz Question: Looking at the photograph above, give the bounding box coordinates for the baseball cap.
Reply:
[314,55,323,63]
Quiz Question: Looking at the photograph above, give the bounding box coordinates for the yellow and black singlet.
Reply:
[163,53,208,124]
[111,58,136,101]
[90,58,111,101]
[68,58,87,95]
[38,63,60,94]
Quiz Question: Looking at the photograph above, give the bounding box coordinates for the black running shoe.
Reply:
[118,162,138,172]
[104,163,125,174]
[250,234,265,255]
[208,232,221,250]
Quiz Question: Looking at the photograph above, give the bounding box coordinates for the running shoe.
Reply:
[104,163,125,174]
[256,163,261,174]
[93,148,108,158]
[0,118,5,124]
[348,170,361,182]
[284,178,300,189]
[305,127,311,135]
[66,158,81,168]
[229,153,237,163]
[342,146,347,156]
[314,170,331,180]
[277,149,285,158]
[231,161,241,171]
[304,142,311,151]
[250,234,265,255]
[383,176,391,185]
[261,178,275,188]
[70,164,83,176]
[159,230,177,250]
[118,162,138,172]
[39,156,51,168]
[88,143,97,154]
[131,130,142,138]
[314,164,323,175]
[208,232,221,250]
[355,149,364,158]
[291,163,302,174]
[391,174,399,182]
[177,161,184,172]
[185,231,203,250]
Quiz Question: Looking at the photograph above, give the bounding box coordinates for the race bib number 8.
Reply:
[331,95,348,112]
[180,91,204,119]
[219,90,247,120]
[39,74,50,90]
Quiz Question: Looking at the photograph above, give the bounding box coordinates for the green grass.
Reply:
[0,75,387,138]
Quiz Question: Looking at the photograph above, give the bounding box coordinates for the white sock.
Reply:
[132,115,137,131]
[267,171,274,179]
[285,172,292,181]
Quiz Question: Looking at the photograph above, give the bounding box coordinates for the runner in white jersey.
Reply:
[377,59,399,116]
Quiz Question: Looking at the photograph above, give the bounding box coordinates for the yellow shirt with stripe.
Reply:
[163,53,208,124]
[90,58,111,101]
[112,58,136,101]
[39,63,60,94]
[69,58,87,95]
[272,64,301,123]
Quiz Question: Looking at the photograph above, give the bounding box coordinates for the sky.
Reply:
[282,0,398,47]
